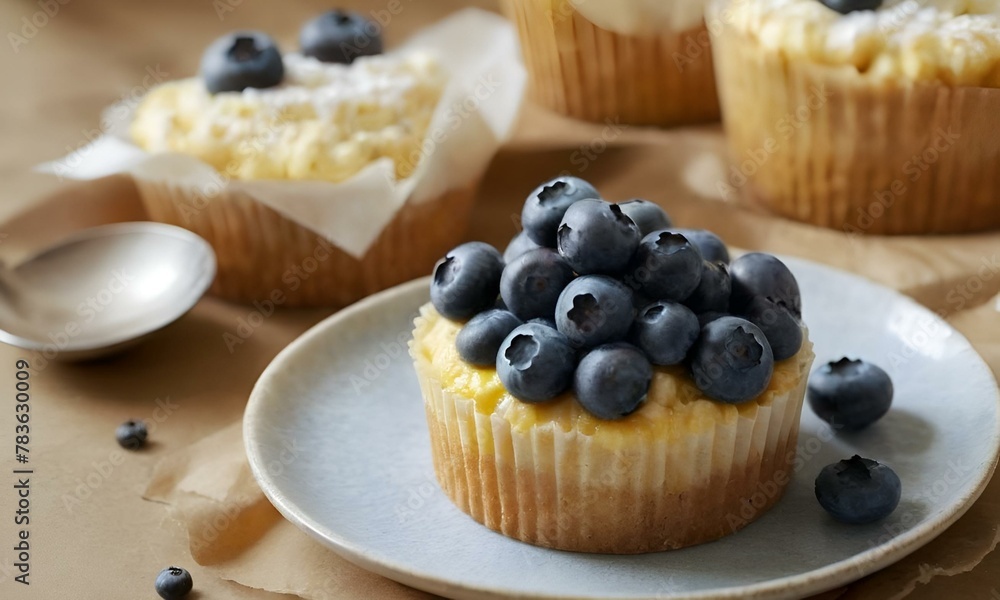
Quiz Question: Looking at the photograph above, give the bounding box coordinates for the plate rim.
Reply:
[244,258,1000,600]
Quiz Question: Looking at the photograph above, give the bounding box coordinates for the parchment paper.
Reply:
[34,8,526,258]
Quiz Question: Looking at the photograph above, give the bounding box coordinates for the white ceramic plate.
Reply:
[244,257,1000,600]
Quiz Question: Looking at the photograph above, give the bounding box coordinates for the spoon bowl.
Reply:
[0,222,215,361]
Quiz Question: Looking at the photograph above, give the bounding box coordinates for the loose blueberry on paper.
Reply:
[815,455,901,524]
[808,357,894,429]
[155,566,193,600]
[201,31,285,94]
[429,176,818,417]
[116,420,148,451]
[300,9,383,64]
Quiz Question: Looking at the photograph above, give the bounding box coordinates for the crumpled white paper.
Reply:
[37,8,526,258]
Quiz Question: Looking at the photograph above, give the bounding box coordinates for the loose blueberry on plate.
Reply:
[673,229,730,264]
[729,252,802,317]
[574,343,653,420]
[497,322,576,402]
[631,301,699,366]
[300,9,383,64]
[430,242,505,321]
[503,230,543,263]
[819,0,883,16]
[808,358,893,430]
[689,316,774,404]
[155,566,193,600]
[684,260,731,314]
[555,275,634,349]
[500,248,576,321]
[742,295,803,361]
[116,419,148,450]
[815,455,901,524]
[522,176,600,247]
[628,231,703,302]
[201,31,285,94]
[615,199,672,237]
[456,309,523,367]
[557,199,640,275]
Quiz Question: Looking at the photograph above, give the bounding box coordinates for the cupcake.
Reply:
[500,0,720,126]
[119,10,520,306]
[709,0,1000,234]
[410,177,815,553]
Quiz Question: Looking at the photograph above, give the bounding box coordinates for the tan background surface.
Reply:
[1,1,999,599]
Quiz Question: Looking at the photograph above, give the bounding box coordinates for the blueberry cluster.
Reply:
[430,176,806,420]
[200,9,383,94]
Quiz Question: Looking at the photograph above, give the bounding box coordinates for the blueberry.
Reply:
[555,275,634,349]
[557,200,640,275]
[689,316,774,404]
[522,177,600,247]
[300,10,382,64]
[503,230,543,263]
[684,260,731,313]
[697,311,727,328]
[673,229,730,264]
[116,420,148,450]
[201,32,284,94]
[155,566,193,600]
[574,343,653,420]
[808,358,893,430]
[500,248,576,321]
[742,296,803,361]
[528,317,557,329]
[615,199,672,237]
[430,242,504,321]
[815,455,901,524]
[630,301,699,366]
[729,253,802,317]
[819,0,883,15]
[627,231,703,302]
[497,323,576,402]
[456,309,523,367]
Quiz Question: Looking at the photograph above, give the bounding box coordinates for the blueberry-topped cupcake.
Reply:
[709,0,1000,234]
[124,10,496,307]
[410,176,815,553]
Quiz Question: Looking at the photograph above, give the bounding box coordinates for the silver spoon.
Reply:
[0,222,216,361]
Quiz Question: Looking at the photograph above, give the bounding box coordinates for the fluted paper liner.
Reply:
[411,310,815,554]
[709,4,1000,235]
[136,179,475,307]
[500,0,719,126]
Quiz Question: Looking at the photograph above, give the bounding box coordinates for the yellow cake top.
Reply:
[129,52,446,182]
[718,0,1000,87]
[411,304,813,446]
